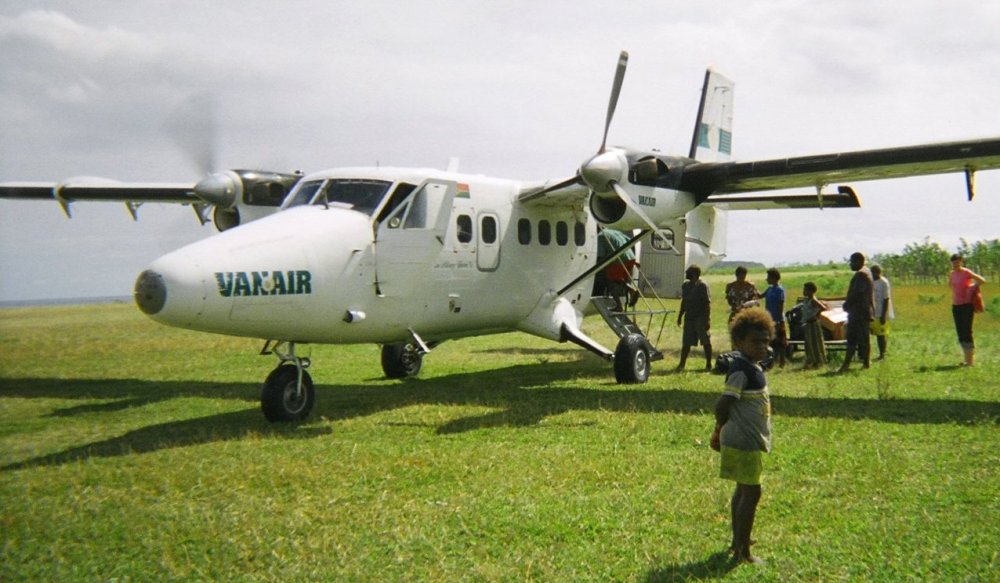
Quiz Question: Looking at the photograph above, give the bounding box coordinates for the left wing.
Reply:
[679,137,1000,202]
[0,178,198,218]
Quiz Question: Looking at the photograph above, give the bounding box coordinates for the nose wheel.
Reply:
[260,341,315,422]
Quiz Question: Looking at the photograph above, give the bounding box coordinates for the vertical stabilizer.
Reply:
[638,69,735,298]
[688,69,735,162]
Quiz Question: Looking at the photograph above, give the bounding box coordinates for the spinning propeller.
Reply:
[166,94,301,231]
[577,51,679,247]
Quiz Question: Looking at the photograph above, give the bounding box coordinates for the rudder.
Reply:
[688,69,735,162]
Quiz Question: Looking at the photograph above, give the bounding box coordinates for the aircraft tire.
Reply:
[381,343,423,379]
[614,333,650,384]
[261,364,315,422]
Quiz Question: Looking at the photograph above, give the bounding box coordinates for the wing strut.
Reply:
[965,167,976,201]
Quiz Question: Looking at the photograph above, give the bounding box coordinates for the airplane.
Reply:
[2,51,999,423]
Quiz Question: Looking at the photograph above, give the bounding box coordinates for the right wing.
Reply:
[679,137,1000,202]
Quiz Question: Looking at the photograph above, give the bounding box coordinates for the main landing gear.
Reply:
[591,296,670,384]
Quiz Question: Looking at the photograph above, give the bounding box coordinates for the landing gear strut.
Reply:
[260,341,315,422]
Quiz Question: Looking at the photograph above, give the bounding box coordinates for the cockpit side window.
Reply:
[375,182,417,226]
[380,181,454,233]
[283,180,324,209]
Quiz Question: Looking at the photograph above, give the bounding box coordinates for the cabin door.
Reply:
[374,180,455,297]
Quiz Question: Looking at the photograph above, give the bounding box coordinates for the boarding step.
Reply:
[591,296,665,362]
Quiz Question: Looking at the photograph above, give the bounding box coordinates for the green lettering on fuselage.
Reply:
[212,270,313,297]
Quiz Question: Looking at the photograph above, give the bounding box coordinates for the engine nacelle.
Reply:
[589,185,698,231]
[194,169,303,231]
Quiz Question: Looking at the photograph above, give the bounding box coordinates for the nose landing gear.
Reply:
[260,340,315,422]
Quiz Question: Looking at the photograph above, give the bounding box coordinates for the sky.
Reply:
[1,0,998,302]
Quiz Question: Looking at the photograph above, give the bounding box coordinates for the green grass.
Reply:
[1,281,998,582]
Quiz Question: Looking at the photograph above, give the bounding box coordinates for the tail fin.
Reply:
[638,70,735,298]
[688,69,735,162]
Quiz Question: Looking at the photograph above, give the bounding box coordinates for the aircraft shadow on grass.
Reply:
[2,360,997,470]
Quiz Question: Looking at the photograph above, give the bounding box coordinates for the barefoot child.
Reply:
[710,307,774,564]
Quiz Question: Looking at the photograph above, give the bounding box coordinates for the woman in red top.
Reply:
[949,253,987,366]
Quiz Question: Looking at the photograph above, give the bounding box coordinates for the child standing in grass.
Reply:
[801,282,828,368]
[710,307,774,565]
[762,268,787,367]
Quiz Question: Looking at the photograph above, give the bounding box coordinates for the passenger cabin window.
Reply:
[650,229,675,250]
[538,220,552,245]
[481,215,498,244]
[517,218,531,244]
[457,215,473,243]
[556,221,568,246]
[574,221,586,246]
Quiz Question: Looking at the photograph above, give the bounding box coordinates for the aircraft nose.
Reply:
[134,269,167,315]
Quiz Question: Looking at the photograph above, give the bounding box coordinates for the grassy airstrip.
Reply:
[1,273,997,582]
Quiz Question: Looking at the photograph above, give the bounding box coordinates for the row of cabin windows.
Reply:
[518,218,586,247]
[453,216,585,247]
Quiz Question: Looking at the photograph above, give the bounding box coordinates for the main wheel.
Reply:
[261,364,315,422]
[381,343,423,379]
[614,333,650,384]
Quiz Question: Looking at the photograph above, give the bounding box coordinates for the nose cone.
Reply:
[134,270,167,315]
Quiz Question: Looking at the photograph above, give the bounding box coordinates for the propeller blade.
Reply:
[609,182,681,255]
[164,93,219,177]
[600,51,629,154]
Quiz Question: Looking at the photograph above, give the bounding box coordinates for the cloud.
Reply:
[1,1,998,300]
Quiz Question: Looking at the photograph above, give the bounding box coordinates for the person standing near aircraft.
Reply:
[800,282,829,369]
[838,252,875,373]
[725,266,760,323]
[761,268,786,368]
[949,254,987,366]
[598,228,639,312]
[870,264,894,360]
[710,307,774,565]
[676,264,713,371]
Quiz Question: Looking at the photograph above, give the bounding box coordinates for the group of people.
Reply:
[702,252,987,565]
[838,251,987,370]
[836,252,894,373]
[675,264,811,371]
[678,250,986,373]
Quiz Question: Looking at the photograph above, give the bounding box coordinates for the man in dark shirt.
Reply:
[676,264,713,371]
[838,252,875,373]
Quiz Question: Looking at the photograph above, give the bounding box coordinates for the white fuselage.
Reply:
[139,168,600,345]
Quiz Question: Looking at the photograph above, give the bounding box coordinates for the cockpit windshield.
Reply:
[282,179,392,215]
